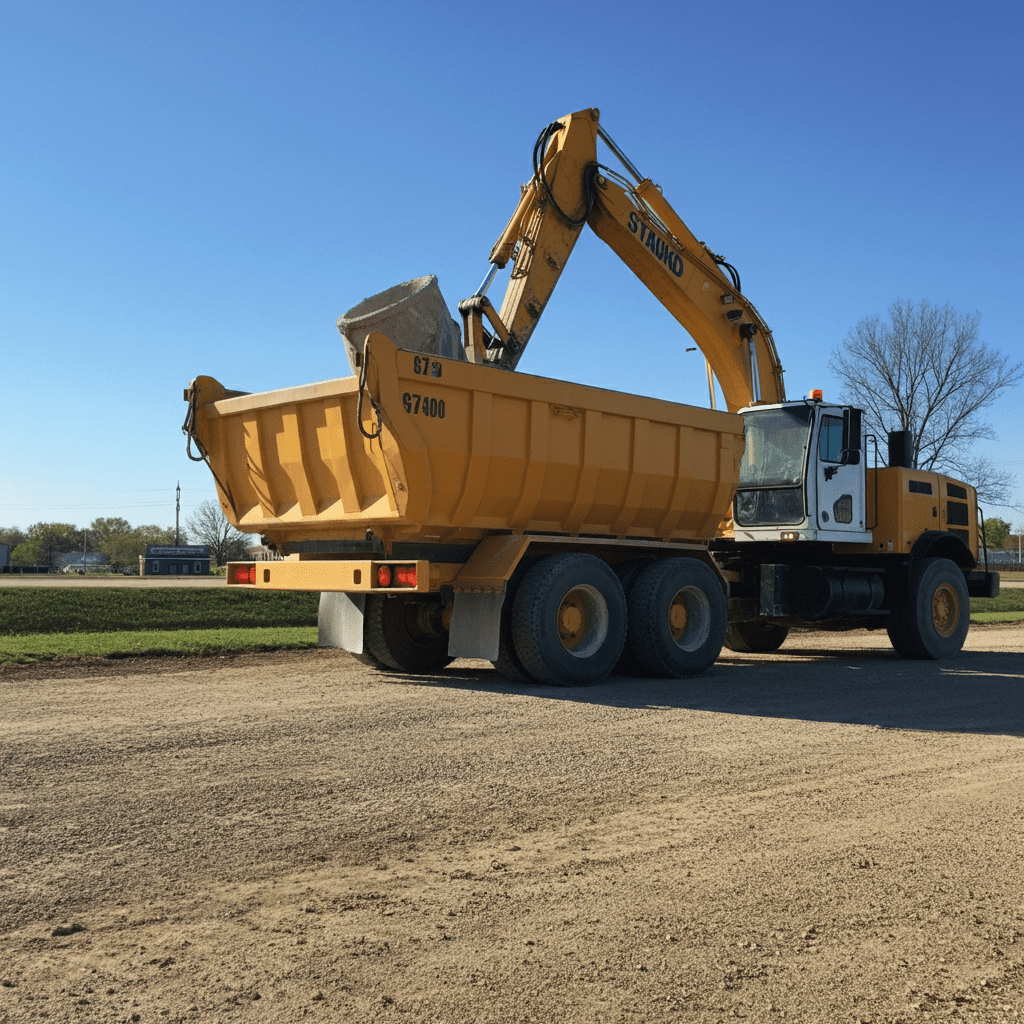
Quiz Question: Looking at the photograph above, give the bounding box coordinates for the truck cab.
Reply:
[733,396,870,545]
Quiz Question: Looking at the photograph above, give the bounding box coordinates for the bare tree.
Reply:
[186,500,249,566]
[829,300,1022,503]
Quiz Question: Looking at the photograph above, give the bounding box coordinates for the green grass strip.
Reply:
[0,588,318,635]
[970,590,1024,616]
[0,627,318,664]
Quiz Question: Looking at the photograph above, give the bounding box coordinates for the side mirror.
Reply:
[841,408,862,466]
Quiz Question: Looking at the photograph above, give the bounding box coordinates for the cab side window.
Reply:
[818,415,843,463]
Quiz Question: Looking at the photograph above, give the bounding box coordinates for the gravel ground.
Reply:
[1,624,1022,1023]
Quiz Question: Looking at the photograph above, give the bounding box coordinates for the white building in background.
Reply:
[60,551,111,573]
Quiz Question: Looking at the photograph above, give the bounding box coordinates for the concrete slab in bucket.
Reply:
[337,275,465,375]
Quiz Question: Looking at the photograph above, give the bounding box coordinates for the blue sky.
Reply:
[3,0,1022,536]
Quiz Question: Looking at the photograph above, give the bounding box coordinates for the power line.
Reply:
[0,502,205,511]
[0,491,203,499]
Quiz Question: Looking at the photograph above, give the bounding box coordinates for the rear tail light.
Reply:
[229,564,256,585]
[375,563,417,588]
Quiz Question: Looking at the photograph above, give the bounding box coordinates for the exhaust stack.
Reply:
[888,430,914,469]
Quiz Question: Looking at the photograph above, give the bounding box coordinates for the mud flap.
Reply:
[448,591,504,661]
[318,592,366,653]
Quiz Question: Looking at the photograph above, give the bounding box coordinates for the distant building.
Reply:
[60,551,111,573]
[0,543,10,570]
[140,545,211,576]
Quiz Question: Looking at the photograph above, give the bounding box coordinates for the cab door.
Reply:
[814,408,867,536]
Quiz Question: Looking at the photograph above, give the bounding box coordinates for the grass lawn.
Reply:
[0,627,319,664]
[970,588,1024,623]
[0,587,320,664]
[0,587,317,634]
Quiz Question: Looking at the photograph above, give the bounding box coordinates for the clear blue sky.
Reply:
[3,0,1022,536]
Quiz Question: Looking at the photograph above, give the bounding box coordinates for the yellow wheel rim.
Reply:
[668,594,689,642]
[556,585,609,658]
[667,586,711,651]
[931,582,960,638]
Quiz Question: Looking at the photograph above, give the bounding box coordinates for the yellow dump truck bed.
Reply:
[186,332,743,551]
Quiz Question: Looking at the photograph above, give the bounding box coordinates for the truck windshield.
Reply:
[739,406,813,488]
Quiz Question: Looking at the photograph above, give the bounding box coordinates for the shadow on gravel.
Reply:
[383,643,1024,737]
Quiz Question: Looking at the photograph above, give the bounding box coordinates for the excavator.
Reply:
[187,107,998,683]
[458,107,784,413]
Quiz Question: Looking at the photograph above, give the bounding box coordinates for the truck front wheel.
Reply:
[511,554,626,686]
[886,557,969,660]
[364,594,454,673]
[628,558,726,678]
[723,620,790,653]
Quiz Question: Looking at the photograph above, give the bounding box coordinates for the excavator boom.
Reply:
[462,107,786,412]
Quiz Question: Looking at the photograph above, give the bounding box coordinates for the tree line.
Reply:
[984,517,1023,554]
[0,501,249,571]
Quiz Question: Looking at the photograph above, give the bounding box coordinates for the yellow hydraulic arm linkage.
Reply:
[459,107,786,413]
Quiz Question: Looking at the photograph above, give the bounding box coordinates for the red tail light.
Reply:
[229,564,255,585]
[375,563,417,588]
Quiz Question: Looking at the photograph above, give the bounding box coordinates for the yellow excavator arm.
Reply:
[459,107,786,413]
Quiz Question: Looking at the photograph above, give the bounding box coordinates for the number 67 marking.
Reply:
[413,356,443,378]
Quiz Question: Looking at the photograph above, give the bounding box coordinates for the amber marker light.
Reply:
[809,389,824,401]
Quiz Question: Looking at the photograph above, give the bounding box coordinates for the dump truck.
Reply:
[183,107,998,685]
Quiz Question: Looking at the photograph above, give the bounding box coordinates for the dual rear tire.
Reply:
[499,553,726,686]
[363,593,453,673]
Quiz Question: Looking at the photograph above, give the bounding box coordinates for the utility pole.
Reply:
[175,482,181,546]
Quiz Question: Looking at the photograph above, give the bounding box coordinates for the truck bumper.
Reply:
[226,560,429,593]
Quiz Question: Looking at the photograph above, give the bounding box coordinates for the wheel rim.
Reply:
[931,582,961,638]
[556,584,609,659]
[669,586,712,652]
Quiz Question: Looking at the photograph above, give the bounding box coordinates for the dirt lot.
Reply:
[1,625,1022,1024]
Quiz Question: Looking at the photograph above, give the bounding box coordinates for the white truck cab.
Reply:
[733,397,870,545]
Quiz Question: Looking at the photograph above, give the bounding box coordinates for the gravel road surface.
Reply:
[1,624,1022,1023]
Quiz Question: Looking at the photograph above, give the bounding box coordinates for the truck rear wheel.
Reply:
[511,553,626,686]
[886,557,969,660]
[628,558,726,678]
[723,620,790,653]
[364,594,454,673]
[492,560,538,684]
[612,558,653,676]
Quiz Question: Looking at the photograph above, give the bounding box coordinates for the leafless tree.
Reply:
[829,299,1022,503]
[186,500,249,566]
